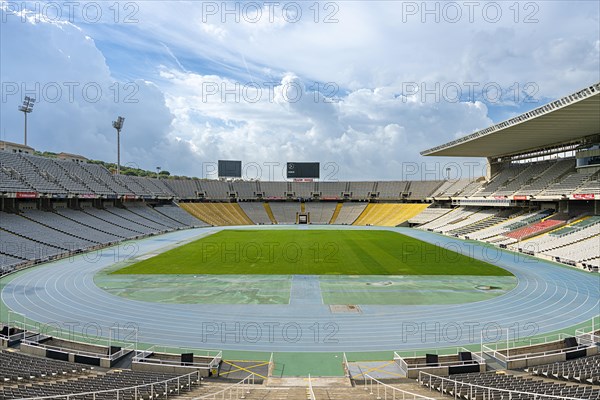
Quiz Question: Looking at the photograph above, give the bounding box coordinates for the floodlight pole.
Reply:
[24,111,28,146]
[156,166,161,179]
[117,129,121,175]
[112,116,125,175]
[18,96,35,146]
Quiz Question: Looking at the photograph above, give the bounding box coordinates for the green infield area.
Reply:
[112,230,512,276]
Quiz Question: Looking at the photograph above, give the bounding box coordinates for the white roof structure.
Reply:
[422,83,600,158]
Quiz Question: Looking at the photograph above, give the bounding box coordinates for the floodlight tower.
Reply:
[18,96,35,146]
[112,116,125,175]
[156,166,161,179]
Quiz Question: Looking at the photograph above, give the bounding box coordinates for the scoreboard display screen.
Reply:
[218,160,242,178]
[287,162,320,179]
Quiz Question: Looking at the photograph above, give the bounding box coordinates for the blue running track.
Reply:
[1,226,598,352]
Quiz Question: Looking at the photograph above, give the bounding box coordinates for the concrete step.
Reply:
[177,377,449,400]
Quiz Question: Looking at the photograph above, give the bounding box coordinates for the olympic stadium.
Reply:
[0,81,598,399]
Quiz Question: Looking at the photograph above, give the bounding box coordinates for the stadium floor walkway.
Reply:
[289,276,323,305]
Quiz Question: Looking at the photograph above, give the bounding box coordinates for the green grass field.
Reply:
[113,230,512,276]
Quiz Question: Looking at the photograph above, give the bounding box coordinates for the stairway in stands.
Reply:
[329,203,343,224]
[263,203,278,224]
[179,377,443,399]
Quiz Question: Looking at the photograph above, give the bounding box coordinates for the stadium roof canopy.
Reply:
[421,82,600,158]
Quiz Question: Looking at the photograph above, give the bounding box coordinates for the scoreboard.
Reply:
[287,162,320,179]
[218,160,242,178]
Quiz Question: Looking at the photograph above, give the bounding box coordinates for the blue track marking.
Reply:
[1,226,598,352]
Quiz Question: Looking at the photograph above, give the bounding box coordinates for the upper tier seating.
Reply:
[514,159,574,196]
[317,181,347,198]
[492,162,550,196]
[541,170,598,197]
[475,163,530,196]
[80,163,131,194]
[259,181,287,199]
[24,155,93,194]
[457,180,484,197]
[407,180,444,200]
[233,181,258,199]
[199,180,230,200]
[0,167,33,193]
[0,151,65,193]
[376,181,409,200]
[430,179,474,198]
[574,173,600,195]
[347,182,375,200]
[1,150,593,201]
[56,159,114,195]
[290,181,316,198]
[163,179,201,198]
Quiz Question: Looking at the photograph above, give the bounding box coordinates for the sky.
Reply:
[1,1,599,181]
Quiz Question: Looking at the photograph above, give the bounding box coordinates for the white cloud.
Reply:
[160,68,492,179]
[1,1,598,180]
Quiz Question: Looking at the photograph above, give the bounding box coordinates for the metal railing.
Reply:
[2,318,135,350]
[132,345,222,370]
[21,370,201,400]
[575,320,599,340]
[308,374,317,400]
[418,371,586,400]
[393,345,480,360]
[342,352,350,378]
[194,373,255,399]
[482,331,597,363]
[268,352,275,377]
[21,338,134,361]
[394,347,485,372]
[363,374,436,400]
